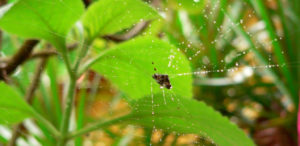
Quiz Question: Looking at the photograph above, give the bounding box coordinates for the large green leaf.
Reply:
[82,0,159,41]
[129,93,255,146]
[91,37,192,100]
[0,82,33,125]
[0,0,84,48]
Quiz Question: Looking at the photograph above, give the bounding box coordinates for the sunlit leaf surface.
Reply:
[129,93,255,146]
[92,37,192,100]
[0,82,33,125]
[82,0,159,40]
[0,0,84,48]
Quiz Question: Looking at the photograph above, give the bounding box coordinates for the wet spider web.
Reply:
[0,0,299,145]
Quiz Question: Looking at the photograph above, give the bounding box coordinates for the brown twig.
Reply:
[0,42,78,80]
[8,57,48,146]
[103,21,149,42]
[0,40,39,80]
[0,20,147,80]
[29,43,77,60]
[0,0,7,6]
[82,0,91,7]
[5,40,39,74]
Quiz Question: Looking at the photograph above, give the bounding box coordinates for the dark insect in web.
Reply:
[151,62,172,89]
[152,74,172,89]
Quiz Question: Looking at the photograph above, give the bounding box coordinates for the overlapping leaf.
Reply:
[129,93,255,146]
[91,37,192,100]
[0,82,33,125]
[82,0,159,41]
[0,0,84,48]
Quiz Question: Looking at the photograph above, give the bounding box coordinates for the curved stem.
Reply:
[58,45,77,146]
[31,109,61,138]
[67,114,131,139]
[78,49,110,76]
[58,77,76,146]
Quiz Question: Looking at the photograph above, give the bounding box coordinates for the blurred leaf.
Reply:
[75,90,86,146]
[249,0,298,104]
[0,82,33,125]
[82,0,159,41]
[91,37,192,100]
[0,0,84,49]
[129,93,255,146]
[169,0,206,13]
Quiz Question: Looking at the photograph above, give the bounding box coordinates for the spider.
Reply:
[151,62,172,89]
[152,73,172,89]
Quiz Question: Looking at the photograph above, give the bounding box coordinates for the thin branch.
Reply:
[0,0,7,6]
[29,49,58,59]
[103,21,149,42]
[29,43,78,60]
[8,57,47,146]
[0,42,77,80]
[0,40,39,80]
[82,0,91,7]
[5,40,39,74]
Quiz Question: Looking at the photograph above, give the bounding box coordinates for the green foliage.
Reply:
[0,82,33,125]
[249,0,298,104]
[129,93,255,146]
[169,0,206,13]
[1,0,290,145]
[92,37,193,100]
[82,0,159,41]
[0,0,84,48]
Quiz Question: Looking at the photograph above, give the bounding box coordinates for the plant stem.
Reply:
[78,49,110,76]
[58,45,77,146]
[67,115,131,139]
[73,40,89,75]
[58,77,76,146]
[61,51,75,79]
[31,109,61,138]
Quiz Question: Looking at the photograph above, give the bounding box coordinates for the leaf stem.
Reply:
[58,77,76,145]
[78,48,110,76]
[58,45,77,145]
[31,109,61,138]
[67,114,131,139]
[60,46,75,79]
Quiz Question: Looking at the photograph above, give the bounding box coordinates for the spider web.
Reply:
[0,0,299,145]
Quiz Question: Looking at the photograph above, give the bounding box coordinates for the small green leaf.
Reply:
[0,0,84,48]
[129,93,255,146]
[92,37,192,100]
[0,82,33,125]
[82,0,159,41]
